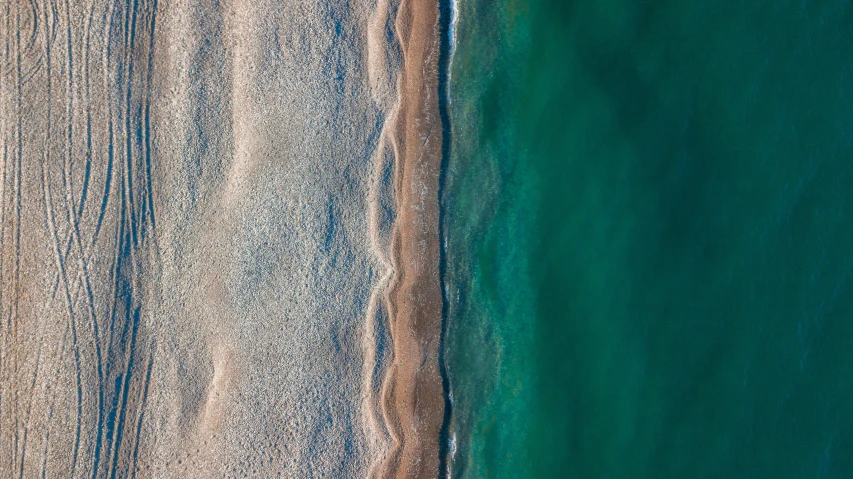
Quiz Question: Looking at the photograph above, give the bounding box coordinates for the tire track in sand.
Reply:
[2,1,161,476]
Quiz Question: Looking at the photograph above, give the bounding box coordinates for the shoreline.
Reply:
[380,0,446,477]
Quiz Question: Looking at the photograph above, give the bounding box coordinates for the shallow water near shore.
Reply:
[446,0,853,477]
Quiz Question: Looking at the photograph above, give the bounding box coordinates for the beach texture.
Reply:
[0,0,446,477]
[9,0,853,477]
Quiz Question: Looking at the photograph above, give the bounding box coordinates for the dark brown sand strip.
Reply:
[381,0,446,477]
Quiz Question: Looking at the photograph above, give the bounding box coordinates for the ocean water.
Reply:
[445,0,853,477]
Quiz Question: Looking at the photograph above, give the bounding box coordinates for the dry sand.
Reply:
[0,0,446,477]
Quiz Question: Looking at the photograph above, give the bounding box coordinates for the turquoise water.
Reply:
[445,0,853,477]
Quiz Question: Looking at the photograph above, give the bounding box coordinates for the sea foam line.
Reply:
[439,0,459,477]
[446,0,459,104]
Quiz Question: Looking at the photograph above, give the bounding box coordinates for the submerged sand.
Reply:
[0,0,445,477]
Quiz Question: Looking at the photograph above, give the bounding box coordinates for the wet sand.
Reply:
[0,0,445,477]
[376,0,446,477]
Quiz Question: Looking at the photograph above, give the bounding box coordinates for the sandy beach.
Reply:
[0,0,446,477]
[376,0,446,477]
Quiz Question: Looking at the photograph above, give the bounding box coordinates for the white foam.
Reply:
[446,0,460,104]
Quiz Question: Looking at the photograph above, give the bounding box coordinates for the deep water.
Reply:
[445,0,853,477]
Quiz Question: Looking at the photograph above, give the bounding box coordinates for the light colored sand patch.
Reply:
[224,1,256,206]
[0,0,450,476]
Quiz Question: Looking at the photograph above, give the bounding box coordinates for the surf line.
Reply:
[436,0,458,476]
[375,0,453,476]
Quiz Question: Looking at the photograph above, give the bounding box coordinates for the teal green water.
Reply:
[445,0,853,477]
